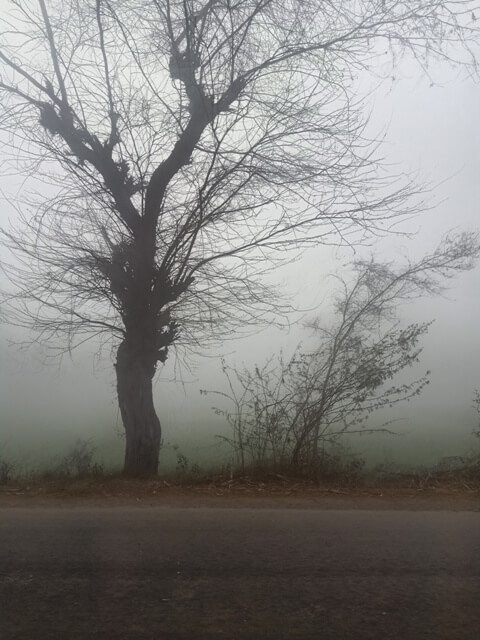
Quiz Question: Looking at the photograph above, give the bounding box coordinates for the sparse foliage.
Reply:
[209,237,480,476]
[1,1,479,475]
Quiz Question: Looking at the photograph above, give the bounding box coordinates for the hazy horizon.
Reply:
[1,42,479,476]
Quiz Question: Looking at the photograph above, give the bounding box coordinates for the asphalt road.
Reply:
[1,506,479,639]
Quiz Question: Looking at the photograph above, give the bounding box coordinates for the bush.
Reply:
[55,439,103,477]
[0,459,15,485]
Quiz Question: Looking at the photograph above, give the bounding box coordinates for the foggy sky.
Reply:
[0,46,479,471]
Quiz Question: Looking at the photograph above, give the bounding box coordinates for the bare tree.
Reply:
[209,234,480,475]
[0,1,478,475]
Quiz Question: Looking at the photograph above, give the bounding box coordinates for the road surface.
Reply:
[1,504,479,639]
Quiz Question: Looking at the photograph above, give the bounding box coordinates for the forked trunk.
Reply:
[115,340,161,476]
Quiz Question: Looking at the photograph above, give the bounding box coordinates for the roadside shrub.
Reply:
[0,459,15,485]
[55,439,104,477]
[473,389,480,439]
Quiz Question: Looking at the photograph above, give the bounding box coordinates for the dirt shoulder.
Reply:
[0,479,479,510]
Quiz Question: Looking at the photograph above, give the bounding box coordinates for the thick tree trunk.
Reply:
[115,340,161,477]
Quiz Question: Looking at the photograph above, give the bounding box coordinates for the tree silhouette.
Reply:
[210,235,479,475]
[0,1,478,474]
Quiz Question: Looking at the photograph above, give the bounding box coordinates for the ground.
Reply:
[1,474,479,510]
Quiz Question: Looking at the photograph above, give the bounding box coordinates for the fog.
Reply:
[1,57,479,475]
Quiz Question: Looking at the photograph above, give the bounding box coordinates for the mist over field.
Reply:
[1,260,479,474]
[0,47,479,476]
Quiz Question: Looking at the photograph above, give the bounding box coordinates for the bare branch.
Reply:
[1,0,479,474]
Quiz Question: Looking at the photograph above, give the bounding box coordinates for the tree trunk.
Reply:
[115,340,161,476]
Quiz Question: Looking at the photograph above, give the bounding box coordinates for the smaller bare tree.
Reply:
[208,233,479,476]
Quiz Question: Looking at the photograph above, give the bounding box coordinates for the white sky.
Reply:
[0,23,479,469]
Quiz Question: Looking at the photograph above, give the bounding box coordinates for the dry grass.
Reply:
[1,437,478,499]
[1,457,478,500]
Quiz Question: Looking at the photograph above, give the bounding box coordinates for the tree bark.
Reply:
[115,340,161,476]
